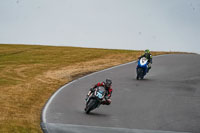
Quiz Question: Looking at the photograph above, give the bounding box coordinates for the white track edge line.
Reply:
[47,123,191,133]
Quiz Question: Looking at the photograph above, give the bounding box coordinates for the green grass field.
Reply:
[0,44,186,133]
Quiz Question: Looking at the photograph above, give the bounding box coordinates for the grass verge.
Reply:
[0,44,187,132]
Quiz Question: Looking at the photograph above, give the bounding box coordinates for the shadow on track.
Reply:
[83,111,109,117]
[133,78,155,82]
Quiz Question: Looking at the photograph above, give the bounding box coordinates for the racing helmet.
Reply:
[105,79,112,89]
[145,49,150,54]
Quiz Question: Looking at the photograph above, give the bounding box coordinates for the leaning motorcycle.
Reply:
[136,57,148,80]
[85,86,106,114]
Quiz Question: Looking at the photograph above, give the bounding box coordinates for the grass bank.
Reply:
[0,44,185,132]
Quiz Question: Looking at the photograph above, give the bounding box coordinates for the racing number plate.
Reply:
[96,92,103,99]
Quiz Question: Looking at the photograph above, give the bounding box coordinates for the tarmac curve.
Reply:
[41,54,200,133]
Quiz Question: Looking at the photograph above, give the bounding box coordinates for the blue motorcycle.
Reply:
[136,57,148,80]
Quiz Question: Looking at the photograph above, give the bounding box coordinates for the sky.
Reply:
[0,0,200,53]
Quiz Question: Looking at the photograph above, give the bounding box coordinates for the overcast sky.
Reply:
[0,0,200,53]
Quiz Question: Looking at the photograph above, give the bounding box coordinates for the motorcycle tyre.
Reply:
[136,75,139,80]
[85,99,96,114]
[137,68,144,80]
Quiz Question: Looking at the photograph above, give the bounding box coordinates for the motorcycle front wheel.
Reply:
[85,99,97,114]
[137,68,144,80]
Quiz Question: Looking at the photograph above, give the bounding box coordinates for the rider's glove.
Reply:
[90,88,94,92]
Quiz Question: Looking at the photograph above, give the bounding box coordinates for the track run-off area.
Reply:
[41,54,200,133]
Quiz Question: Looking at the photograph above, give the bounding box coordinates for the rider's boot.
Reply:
[101,99,111,105]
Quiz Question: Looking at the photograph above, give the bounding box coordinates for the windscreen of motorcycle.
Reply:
[140,57,148,66]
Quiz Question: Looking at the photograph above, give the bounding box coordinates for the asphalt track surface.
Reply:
[41,54,200,133]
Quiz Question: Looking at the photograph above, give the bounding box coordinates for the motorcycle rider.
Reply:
[85,79,113,105]
[138,49,152,72]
